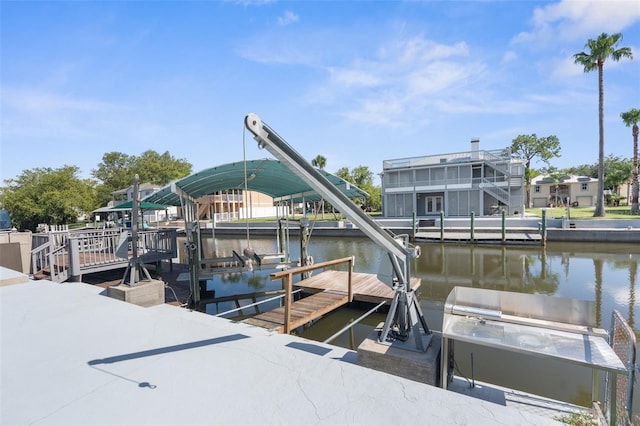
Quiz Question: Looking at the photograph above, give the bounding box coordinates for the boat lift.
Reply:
[244,113,431,351]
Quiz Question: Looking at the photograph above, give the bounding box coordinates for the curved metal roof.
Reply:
[143,158,368,206]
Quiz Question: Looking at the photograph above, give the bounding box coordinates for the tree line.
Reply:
[0,150,192,231]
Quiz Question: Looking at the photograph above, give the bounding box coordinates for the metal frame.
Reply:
[244,113,430,351]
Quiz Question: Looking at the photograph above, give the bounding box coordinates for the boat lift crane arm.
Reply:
[244,113,431,351]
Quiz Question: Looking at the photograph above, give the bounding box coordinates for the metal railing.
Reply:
[31,228,177,282]
[31,240,68,283]
[606,310,637,425]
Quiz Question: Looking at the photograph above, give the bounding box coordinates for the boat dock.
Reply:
[415,228,542,244]
[243,260,421,333]
[30,228,178,283]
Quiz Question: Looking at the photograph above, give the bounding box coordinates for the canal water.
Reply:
[184,234,639,408]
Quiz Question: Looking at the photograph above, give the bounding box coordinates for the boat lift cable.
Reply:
[323,300,387,344]
[242,126,254,260]
[215,289,303,317]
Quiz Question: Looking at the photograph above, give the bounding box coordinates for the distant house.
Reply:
[111,182,162,203]
[529,175,598,208]
[195,190,277,222]
[381,139,526,217]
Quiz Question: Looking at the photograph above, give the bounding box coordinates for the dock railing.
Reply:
[270,256,354,334]
[31,228,177,282]
[606,310,637,425]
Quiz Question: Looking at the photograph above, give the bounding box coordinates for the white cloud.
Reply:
[2,87,111,113]
[277,10,299,26]
[328,67,381,88]
[514,0,640,45]
[501,51,518,65]
[317,36,490,126]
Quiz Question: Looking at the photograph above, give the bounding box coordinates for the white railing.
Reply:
[31,228,177,282]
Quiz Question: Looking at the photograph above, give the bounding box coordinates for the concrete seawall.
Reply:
[199,217,640,244]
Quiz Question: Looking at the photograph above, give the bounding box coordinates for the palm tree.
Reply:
[621,108,640,214]
[310,155,327,217]
[573,33,633,217]
[311,155,327,170]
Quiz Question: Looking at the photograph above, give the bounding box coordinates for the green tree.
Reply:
[574,32,633,217]
[92,150,192,207]
[510,134,561,207]
[1,166,97,231]
[91,152,134,192]
[311,155,327,170]
[604,155,632,205]
[621,108,640,214]
[562,163,598,178]
[334,165,380,212]
[310,155,328,217]
[135,150,191,186]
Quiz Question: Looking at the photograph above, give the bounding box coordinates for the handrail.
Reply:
[606,310,637,425]
[30,228,177,282]
[270,256,354,334]
[30,240,68,283]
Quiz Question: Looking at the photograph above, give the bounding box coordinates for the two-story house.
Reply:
[529,175,598,208]
[381,139,526,217]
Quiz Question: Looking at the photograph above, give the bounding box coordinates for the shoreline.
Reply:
[173,218,640,244]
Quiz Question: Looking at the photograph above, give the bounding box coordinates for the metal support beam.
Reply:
[244,113,430,350]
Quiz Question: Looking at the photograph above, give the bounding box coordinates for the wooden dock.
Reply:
[243,261,421,333]
[31,228,178,283]
[293,270,420,303]
[242,290,350,333]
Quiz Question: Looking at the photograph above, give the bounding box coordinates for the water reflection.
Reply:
[185,236,639,333]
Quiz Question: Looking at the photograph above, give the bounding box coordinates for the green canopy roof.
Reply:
[112,201,169,210]
[143,159,368,206]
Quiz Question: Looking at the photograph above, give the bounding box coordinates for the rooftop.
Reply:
[0,269,560,425]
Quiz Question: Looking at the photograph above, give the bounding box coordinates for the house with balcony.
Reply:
[381,139,526,218]
[529,175,598,208]
[99,185,277,224]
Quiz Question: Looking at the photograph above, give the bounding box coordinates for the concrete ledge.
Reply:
[357,325,441,387]
[0,266,30,287]
[107,279,165,307]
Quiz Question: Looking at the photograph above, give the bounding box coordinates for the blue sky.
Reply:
[2,1,639,185]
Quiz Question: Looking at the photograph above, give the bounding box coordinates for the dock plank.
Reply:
[242,270,422,333]
[243,291,349,333]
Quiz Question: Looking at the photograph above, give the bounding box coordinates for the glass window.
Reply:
[581,183,588,191]
[534,186,540,193]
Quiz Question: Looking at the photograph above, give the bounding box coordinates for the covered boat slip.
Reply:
[441,286,635,425]
[141,158,373,305]
[143,158,368,207]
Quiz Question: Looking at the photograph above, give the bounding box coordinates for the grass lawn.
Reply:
[525,206,640,220]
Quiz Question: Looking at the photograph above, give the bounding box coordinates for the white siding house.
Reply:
[381,140,526,218]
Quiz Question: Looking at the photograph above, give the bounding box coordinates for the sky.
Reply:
[2,0,640,186]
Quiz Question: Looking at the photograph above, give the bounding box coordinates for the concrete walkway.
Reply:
[1,268,560,425]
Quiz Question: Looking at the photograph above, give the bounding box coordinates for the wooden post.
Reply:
[412,211,417,241]
[501,209,506,244]
[348,256,354,302]
[470,211,475,243]
[440,210,444,242]
[541,209,547,247]
[283,273,292,334]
